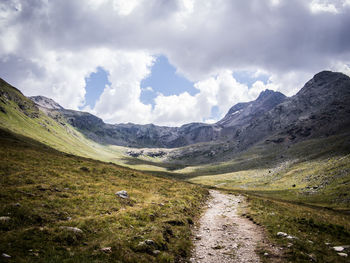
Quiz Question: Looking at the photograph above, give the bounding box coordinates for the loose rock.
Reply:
[100,247,112,253]
[277,232,288,237]
[2,253,11,258]
[59,226,83,234]
[115,190,129,199]
[145,239,156,246]
[338,253,348,257]
[333,246,344,252]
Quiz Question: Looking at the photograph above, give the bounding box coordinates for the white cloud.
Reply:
[112,0,143,16]
[310,0,339,13]
[0,0,350,126]
[330,61,350,77]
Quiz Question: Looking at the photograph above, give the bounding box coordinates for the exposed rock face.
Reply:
[217,89,286,128]
[30,96,64,110]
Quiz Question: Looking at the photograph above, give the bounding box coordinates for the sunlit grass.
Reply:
[0,128,208,262]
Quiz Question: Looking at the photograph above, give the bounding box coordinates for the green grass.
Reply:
[0,81,171,173]
[243,194,350,262]
[0,128,208,262]
[186,133,350,210]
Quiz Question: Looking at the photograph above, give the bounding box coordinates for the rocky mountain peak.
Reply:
[30,96,64,110]
[257,89,278,100]
[298,71,350,96]
[217,89,286,128]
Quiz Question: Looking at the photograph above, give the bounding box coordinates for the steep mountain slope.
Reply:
[161,71,350,165]
[239,71,350,146]
[0,79,131,166]
[217,89,286,128]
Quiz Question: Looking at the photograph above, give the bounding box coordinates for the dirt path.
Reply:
[190,190,264,263]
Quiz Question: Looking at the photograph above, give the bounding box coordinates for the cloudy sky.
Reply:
[1,0,350,126]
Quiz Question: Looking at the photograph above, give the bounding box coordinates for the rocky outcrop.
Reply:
[30,96,64,110]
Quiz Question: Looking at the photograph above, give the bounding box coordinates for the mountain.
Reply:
[28,71,350,153]
[29,88,287,148]
[30,95,64,110]
[1,70,350,157]
[165,71,350,164]
[217,89,286,128]
[238,71,350,146]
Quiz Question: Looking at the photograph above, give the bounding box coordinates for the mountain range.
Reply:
[21,71,349,160]
[1,70,350,167]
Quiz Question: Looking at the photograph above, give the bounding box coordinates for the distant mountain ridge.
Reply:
[1,70,350,153]
[29,88,288,148]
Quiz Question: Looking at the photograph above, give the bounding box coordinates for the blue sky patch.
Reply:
[140,55,198,106]
[233,70,270,88]
[82,67,110,109]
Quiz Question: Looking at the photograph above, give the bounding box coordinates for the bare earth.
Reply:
[190,190,265,263]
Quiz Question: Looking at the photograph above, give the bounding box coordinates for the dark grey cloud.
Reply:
[2,0,349,80]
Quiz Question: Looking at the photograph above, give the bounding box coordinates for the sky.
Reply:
[0,0,350,126]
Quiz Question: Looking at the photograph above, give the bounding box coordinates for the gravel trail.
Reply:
[191,190,264,263]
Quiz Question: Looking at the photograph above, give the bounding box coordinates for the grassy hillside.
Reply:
[0,128,207,262]
[0,79,170,172]
[174,132,350,210]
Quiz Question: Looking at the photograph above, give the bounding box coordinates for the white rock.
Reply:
[0,216,11,222]
[277,232,288,237]
[333,246,344,252]
[115,190,129,199]
[59,226,83,234]
[2,253,11,258]
[338,253,348,257]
